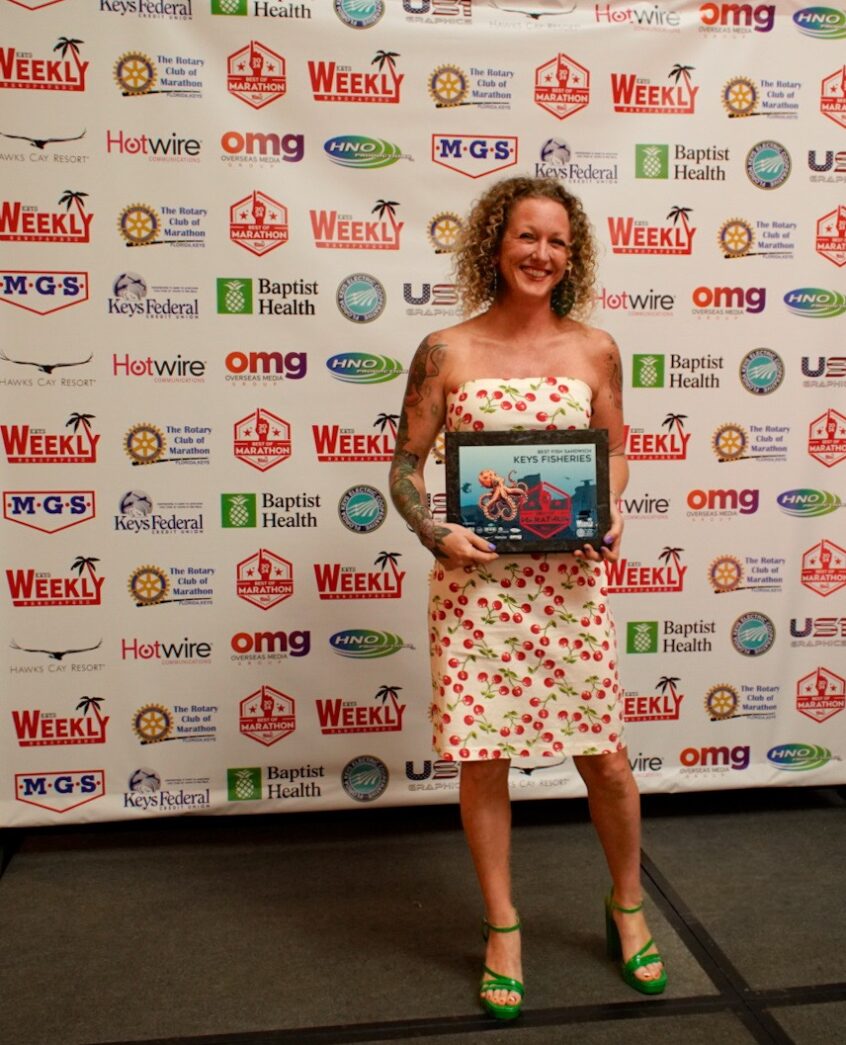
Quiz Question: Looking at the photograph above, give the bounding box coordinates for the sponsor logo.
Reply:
[338,485,386,533]
[123,422,210,467]
[6,557,103,607]
[405,758,460,792]
[636,142,729,181]
[2,414,98,465]
[229,191,288,256]
[227,766,261,801]
[216,277,318,316]
[607,206,695,255]
[220,129,304,166]
[12,696,108,746]
[127,564,213,607]
[236,549,293,609]
[536,138,619,185]
[700,2,774,31]
[679,745,750,772]
[688,487,759,517]
[626,619,714,655]
[428,63,513,110]
[341,754,389,801]
[117,202,206,249]
[618,491,670,520]
[809,409,846,467]
[622,677,684,721]
[815,205,846,265]
[212,0,313,15]
[704,682,777,720]
[225,348,307,382]
[233,409,291,471]
[731,611,776,655]
[595,287,675,317]
[718,217,794,260]
[113,352,205,382]
[785,287,846,318]
[240,685,295,745]
[633,352,722,389]
[606,547,686,594]
[708,553,783,593]
[611,64,697,115]
[329,629,407,659]
[793,6,846,39]
[313,416,396,462]
[1,38,88,92]
[767,743,833,771]
[116,490,204,535]
[4,491,94,534]
[324,134,405,169]
[109,272,198,320]
[0,270,88,316]
[596,2,681,29]
[221,493,257,528]
[9,635,103,672]
[334,0,383,27]
[229,629,310,662]
[534,53,589,120]
[314,552,405,600]
[790,616,846,647]
[797,667,845,723]
[431,134,518,178]
[746,140,790,189]
[740,348,783,394]
[317,685,405,734]
[132,701,217,743]
[113,51,202,98]
[801,539,846,596]
[265,764,325,801]
[125,769,211,812]
[311,200,402,250]
[692,285,766,315]
[1,190,91,244]
[15,770,105,813]
[106,128,201,162]
[402,0,472,21]
[712,421,787,463]
[310,52,402,103]
[403,281,459,316]
[326,352,402,384]
[808,147,846,181]
[802,354,846,387]
[722,75,799,119]
[778,488,842,518]
[227,42,285,108]
[624,415,690,460]
[100,0,193,18]
[120,636,211,663]
[821,67,846,128]
[428,211,463,252]
[7,0,70,8]
[336,273,385,322]
[222,491,320,529]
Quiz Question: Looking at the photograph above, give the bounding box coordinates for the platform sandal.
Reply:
[479,915,524,1020]
[604,893,667,995]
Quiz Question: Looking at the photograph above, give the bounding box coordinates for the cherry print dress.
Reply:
[429,377,624,762]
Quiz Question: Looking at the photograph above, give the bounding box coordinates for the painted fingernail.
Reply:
[603,535,614,546]
[487,542,497,551]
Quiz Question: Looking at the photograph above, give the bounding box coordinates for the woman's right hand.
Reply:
[429,523,499,571]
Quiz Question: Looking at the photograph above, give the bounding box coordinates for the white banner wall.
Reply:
[1,0,845,826]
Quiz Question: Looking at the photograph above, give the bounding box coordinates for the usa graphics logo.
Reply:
[534,54,589,120]
[227,42,286,108]
[431,135,517,178]
[1,38,88,91]
[0,271,88,316]
[3,491,95,534]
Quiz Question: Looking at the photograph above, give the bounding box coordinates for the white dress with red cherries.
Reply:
[429,376,624,761]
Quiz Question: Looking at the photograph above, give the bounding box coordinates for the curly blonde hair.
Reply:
[453,177,598,320]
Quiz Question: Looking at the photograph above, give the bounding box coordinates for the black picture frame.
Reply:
[445,429,610,553]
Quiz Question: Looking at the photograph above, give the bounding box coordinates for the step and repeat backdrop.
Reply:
[2,0,845,826]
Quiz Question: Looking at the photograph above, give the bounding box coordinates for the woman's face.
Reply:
[495,196,572,304]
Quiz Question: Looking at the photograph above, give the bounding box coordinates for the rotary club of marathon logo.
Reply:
[227,41,286,109]
[117,202,206,248]
[113,51,202,98]
[127,564,213,608]
[123,422,210,466]
[428,211,463,253]
[236,549,294,610]
[229,191,288,256]
[721,75,800,120]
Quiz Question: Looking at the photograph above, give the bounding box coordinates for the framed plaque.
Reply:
[445,429,610,553]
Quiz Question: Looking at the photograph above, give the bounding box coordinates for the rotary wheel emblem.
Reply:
[428,65,468,107]
[133,704,174,743]
[709,555,743,593]
[718,218,754,259]
[114,52,157,96]
[712,423,748,462]
[124,423,166,465]
[722,76,757,117]
[118,204,161,247]
[128,565,170,606]
[705,684,739,721]
[428,212,462,253]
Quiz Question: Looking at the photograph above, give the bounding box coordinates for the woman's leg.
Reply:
[573,750,664,981]
[460,759,522,1004]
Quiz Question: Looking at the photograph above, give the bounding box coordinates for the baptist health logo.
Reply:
[221,493,256,528]
[217,278,252,314]
[635,145,668,179]
[632,355,664,388]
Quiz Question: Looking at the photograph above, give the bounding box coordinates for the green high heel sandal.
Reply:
[605,893,667,995]
[479,915,524,1020]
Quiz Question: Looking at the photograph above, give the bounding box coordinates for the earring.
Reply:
[490,269,499,302]
[551,272,575,317]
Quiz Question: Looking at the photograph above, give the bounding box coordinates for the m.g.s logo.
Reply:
[0,271,88,315]
[3,490,95,533]
[15,770,105,813]
[431,135,517,178]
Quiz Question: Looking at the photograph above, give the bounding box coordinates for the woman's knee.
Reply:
[576,750,634,795]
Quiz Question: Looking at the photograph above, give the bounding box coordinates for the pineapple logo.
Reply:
[635,144,669,180]
[221,493,257,528]
[217,278,253,315]
[633,354,665,389]
[626,621,659,654]
[212,0,247,12]
[227,767,262,801]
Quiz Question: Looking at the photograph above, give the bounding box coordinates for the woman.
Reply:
[388,177,666,1019]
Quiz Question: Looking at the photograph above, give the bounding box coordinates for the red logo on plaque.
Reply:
[234,408,291,471]
[820,67,846,129]
[534,53,590,120]
[227,42,286,109]
[815,205,846,267]
[796,666,845,723]
[519,482,572,538]
[239,685,295,746]
[230,191,288,257]
[801,539,846,597]
[236,549,293,609]
[808,408,846,467]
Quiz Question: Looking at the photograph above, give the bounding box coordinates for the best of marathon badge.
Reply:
[227,41,286,109]
[229,191,289,257]
[796,667,845,723]
[239,685,295,746]
[233,408,291,471]
[236,549,293,609]
[534,54,590,121]
[801,539,846,597]
[815,206,846,267]
[808,408,846,467]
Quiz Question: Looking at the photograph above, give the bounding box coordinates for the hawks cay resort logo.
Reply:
[431,134,517,179]
[427,62,513,109]
[1,189,92,244]
[221,490,320,529]
[816,206,846,266]
[15,770,105,815]
[226,41,284,108]
[611,62,698,115]
[0,270,88,317]
[699,2,775,32]
[233,408,291,472]
[536,138,619,185]
[123,421,211,467]
[703,682,777,721]
[793,5,846,39]
[626,618,715,655]
[326,351,403,384]
[635,143,729,182]
[309,50,402,103]
[808,408,846,467]
[721,75,799,120]
[311,199,403,250]
[624,413,690,460]
[707,552,784,594]
[115,489,204,535]
[313,414,396,463]
[622,675,684,722]
[3,490,95,534]
[717,217,795,260]
[108,272,198,319]
[127,563,214,608]
[314,550,405,600]
[2,412,99,465]
[6,554,104,608]
[0,125,88,165]
[608,206,695,255]
[784,287,846,318]
[106,127,201,163]
[632,351,722,389]
[534,53,589,120]
[117,202,206,249]
[211,0,313,17]
[12,695,109,748]
[606,546,686,594]
[9,635,104,675]
[0,346,94,389]
[229,191,287,256]
[216,276,318,315]
[796,666,844,723]
[236,549,293,610]
[317,685,406,735]
[113,51,203,99]
[239,685,295,747]
[0,37,88,92]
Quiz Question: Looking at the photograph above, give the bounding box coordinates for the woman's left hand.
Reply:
[573,499,623,563]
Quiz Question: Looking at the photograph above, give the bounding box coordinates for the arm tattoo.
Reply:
[607,337,623,412]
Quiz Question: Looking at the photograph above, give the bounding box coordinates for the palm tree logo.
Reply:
[372,199,401,242]
[375,551,401,578]
[374,684,402,707]
[66,411,95,434]
[54,37,85,77]
[375,413,399,438]
[659,547,684,572]
[661,412,687,434]
[668,64,695,89]
[58,189,89,218]
[372,51,400,74]
[71,556,100,583]
[656,676,681,701]
[76,695,105,726]
[666,205,692,234]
